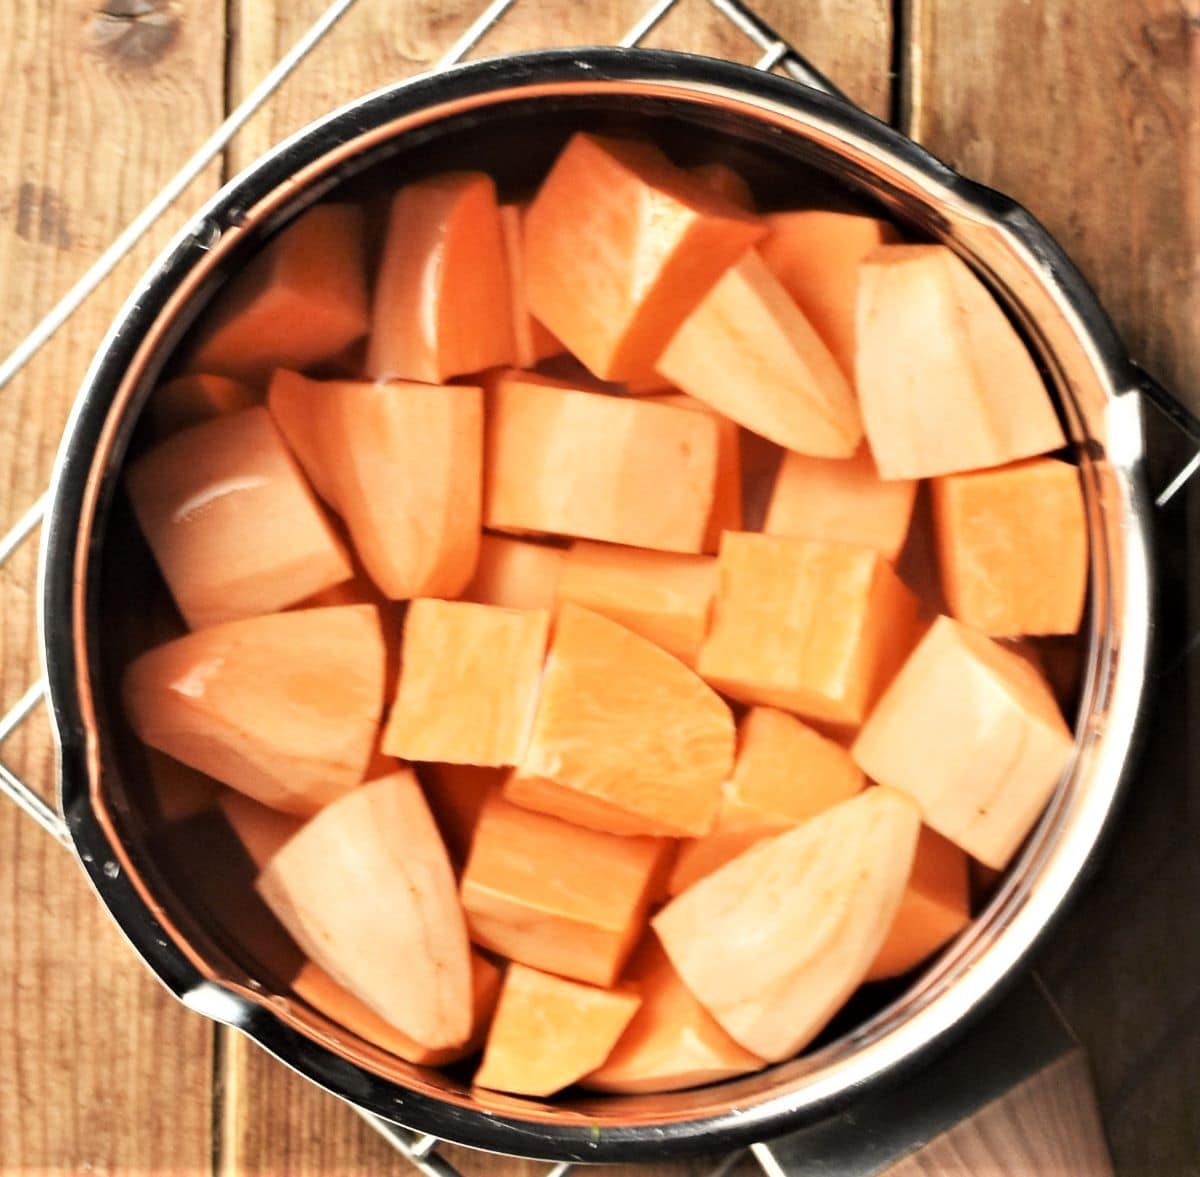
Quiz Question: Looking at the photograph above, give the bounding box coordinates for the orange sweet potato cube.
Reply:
[383,600,549,768]
[525,132,764,382]
[932,458,1087,637]
[499,203,562,368]
[459,534,566,612]
[510,605,734,837]
[697,533,921,726]
[125,407,352,630]
[147,373,260,436]
[460,794,668,987]
[484,372,719,553]
[191,204,368,379]
[852,615,1075,869]
[688,161,755,210]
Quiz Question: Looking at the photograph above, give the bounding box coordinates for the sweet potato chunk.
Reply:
[216,790,303,868]
[765,446,917,562]
[511,605,734,837]
[126,407,352,630]
[191,204,368,379]
[422,763,505,867]
[268,370,483,599]
[474,963,640,1097]
[657,250,861,457]
[525,132,764,382]
[867,827,970,981]
[499,203,562,368]
[484,372,718,553]
[292,950,501,1067]
[147,373,260,436]
[852,615,1075,869]
[123,605,386,816]
[257,770,472,1050]
[459,534,566,611]
[382,599,550,768]
[688,162,755,210]
[368,172,515,381]
[460,794,667,986]
[653,788,921,1061]
[759,210,898,380]
[582,938,763,1093]
[697,533,921,726]
[932,458,1087,636]
[555,542,717,666]
[856,245,1066,478]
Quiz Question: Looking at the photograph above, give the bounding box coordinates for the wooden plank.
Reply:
[0,2,228,1172]
[218,2,891,1172]
[905,0,1200,411]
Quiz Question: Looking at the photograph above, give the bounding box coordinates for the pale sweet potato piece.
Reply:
[657,251,861,457]
[256,770,472,1050]
[368,172,515,382]
[765,446,917,562]
[512,605,734,837]
[697,533,921,726]
[759,210,899,381]
[292,950,501,1067]
[268,369,483,599]
[525,132,764,382]
[852,615,1075,869]
[459,534,566,611]
[382,600,549,768]
[932,458,1087,637]
[126,407,352,630]
[856,245,1066,478]
[460,794,668,986]
[484,372,718,553]
[582,937,764,1093]
[867,826,971,981]
[421,763,505,867]
[653,788,921,1061]
[147,373,260,436]
[499,203,562,368]
[191,204,368,379]
[123,605,386,816]
[555,542,717,666]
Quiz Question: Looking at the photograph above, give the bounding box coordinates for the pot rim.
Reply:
[38,47,1153,1162]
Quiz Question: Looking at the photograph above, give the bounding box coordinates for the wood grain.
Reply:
[905,0,1200,411]
[0,2,228,1172]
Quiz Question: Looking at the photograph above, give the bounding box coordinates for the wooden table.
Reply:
[0,2,1196,1173]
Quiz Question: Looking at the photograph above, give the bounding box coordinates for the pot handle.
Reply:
[0,679,71,846]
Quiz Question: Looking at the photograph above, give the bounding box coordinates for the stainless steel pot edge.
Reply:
[37,49,1155,1162]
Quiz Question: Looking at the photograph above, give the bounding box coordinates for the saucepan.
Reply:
[30,47,1157,1162]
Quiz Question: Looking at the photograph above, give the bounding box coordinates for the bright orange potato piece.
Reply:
[932,458,1087,637]
[856,244,1066,479]
[512,605,734,837]
[525,132,764,382]
[147,373,260,436]
[460,794,668,986]
[644,392,743,551]
[368,172,515,382]
[582,937,764,1093]
[268,369,483,599]
[653,787,921,1061]
[257,770,472,1050]
[123,606,387,816]
[474,963,641,1097]
[668,708,864,895]
[292,950,502,1067]
[688,162,754,210]
[697,533,921,726]
[459,534,566,611]
[499,203,562,368]
[191,204,368,379]
[759,210,898,381]
[765,446,917,562]
[867,826,971,981]
[657,250,861,457]
[484,372,718,553]
[555,542,717,666]
[422,765,504,872]
[216,790,304,868]
[126,407,352,630]
[383,600,549,768]
[853,615,1075,869]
